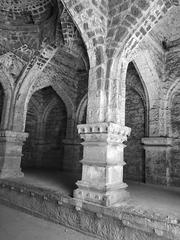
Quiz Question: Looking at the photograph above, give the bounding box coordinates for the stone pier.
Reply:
[74,122,131,206]
[142,137,173,185]
[0,131,28,178]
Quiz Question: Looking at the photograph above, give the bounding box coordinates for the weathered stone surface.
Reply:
[124,64,146,182]
[0,0,180,234]
[0,131,28,178]
[0,180,180,240]
[142,137,173,185]
[75,122,131,206]
[22,87,67,169]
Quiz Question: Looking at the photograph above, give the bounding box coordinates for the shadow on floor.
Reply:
[11,168,81,197]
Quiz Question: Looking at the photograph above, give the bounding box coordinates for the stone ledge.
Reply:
[142,137,173,146]
[0,130,28,142]
[0,179,179,240]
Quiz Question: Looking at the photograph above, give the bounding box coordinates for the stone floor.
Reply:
[6,169,180,219]
[0,203,98,240]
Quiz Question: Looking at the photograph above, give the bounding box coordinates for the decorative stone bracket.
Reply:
[0,130,28,178]
[74,122,131,207]
[77,122,131,143]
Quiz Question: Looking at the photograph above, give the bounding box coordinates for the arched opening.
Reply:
[21,86,67,170]
[124,62,148,182]
[170,91,180,187]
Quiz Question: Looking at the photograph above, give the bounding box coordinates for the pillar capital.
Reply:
[78,122,131,144]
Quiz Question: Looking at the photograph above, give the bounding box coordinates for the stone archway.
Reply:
[21,86,67,170]
[76,93,88,125]
[124,62,147,182]
[165,80,180,187]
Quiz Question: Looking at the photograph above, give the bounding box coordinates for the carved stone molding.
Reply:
[142,137,173,150]
[0,130,28,143]
[77,122,131,144]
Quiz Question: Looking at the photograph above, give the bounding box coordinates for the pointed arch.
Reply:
[61,0,107,67]
[133,50,160,109]
[76,93,88,124]
[42,98,59,123]
[0,65,14,130]
[112,1,175,59]
[12,73,75,132]
[164,78,180,137]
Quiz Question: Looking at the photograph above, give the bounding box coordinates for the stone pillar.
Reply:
[63,138,82,172]
[0,130,28,178]
[142,137,172,186]
[74,122,131,207]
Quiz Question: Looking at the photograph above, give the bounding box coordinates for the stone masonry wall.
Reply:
[124,63,146,182]
[22,87,67,169]
[0,0,55,25]
[0,84,4,125]
[170,92,180,187]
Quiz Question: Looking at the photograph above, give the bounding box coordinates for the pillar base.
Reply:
[74,181,129,206]
[0,168,24,178]
[74,122,131,207]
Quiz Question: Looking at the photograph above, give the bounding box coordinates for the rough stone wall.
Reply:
[0,0,55,24]
[133,36,163,137]
[22,87,67,169]
[124,63,146,182]
[22,45,89,173]
[125,87,146,182]
[0,0,58,58]
[153,8,180,187]
[170,92,180,187]
[107,0,174,59]
[0,84,4,125]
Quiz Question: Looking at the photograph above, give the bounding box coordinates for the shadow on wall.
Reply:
[170,92,180,187]
[21,86,67,170]
[0,83,4,126]
[124,63,147,183]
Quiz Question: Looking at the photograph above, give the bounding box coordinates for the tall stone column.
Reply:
[74,122,131,206]
[0,130,28,178]
[142,137,172,186]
